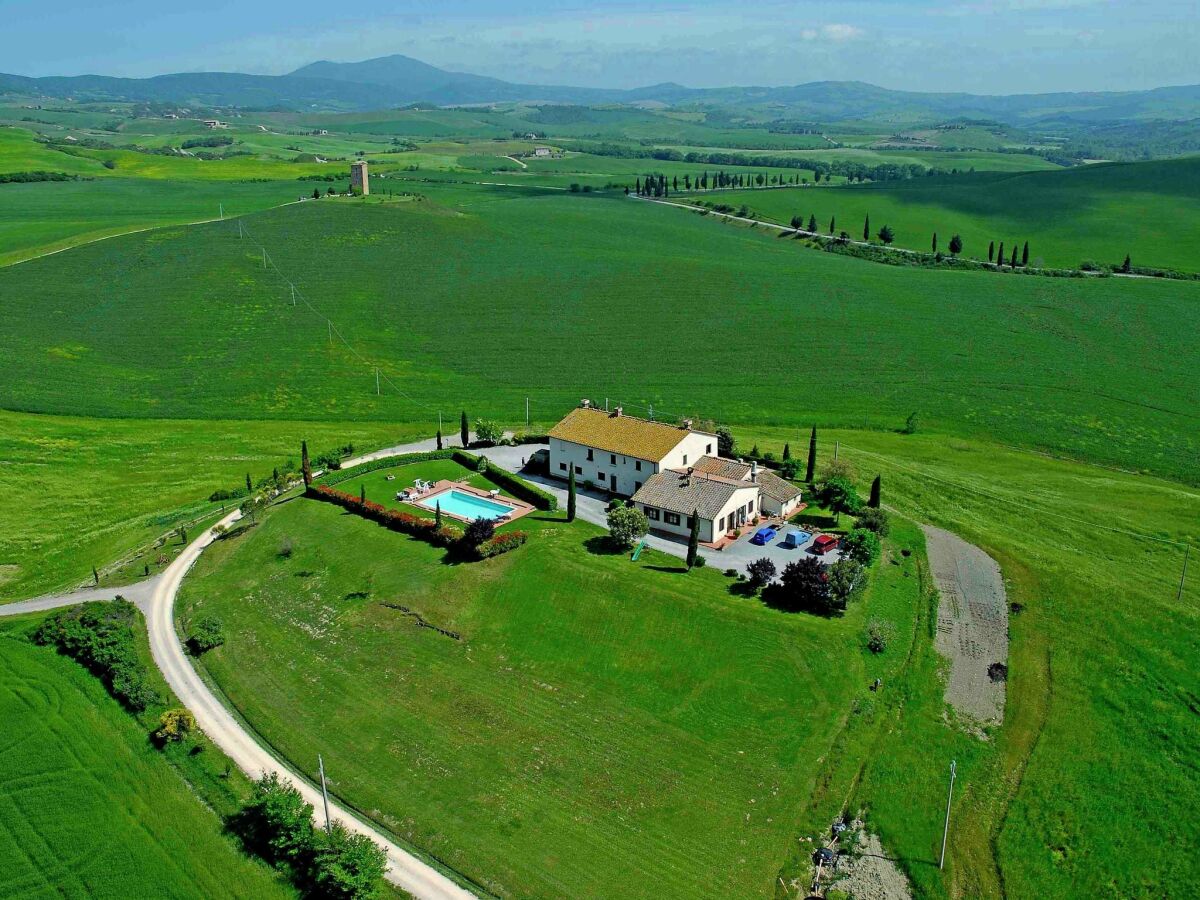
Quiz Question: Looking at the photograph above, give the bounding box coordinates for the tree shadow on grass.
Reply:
[728,581,760,598]
[583,536,625,556]
[645,564,689,574]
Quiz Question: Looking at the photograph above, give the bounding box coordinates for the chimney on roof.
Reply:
[681,418,693,430]
[613,406,623,417]
[581,399,591,408]
[750,460,758,483]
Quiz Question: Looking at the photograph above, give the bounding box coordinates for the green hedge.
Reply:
[318,450,456,485]
[452,450,557,511]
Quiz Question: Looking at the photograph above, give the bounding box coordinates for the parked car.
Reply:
[750,526,778,545]
[812,534,840,554]
[781,529,811,548]
[523,448,549,473]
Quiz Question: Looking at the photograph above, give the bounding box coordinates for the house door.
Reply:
[610,473,617,491]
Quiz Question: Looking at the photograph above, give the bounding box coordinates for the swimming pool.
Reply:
[416,488,516,521]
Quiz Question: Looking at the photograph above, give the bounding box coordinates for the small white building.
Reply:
[533,146,553,157]
[632,469,760,543]
[548,402,717,497]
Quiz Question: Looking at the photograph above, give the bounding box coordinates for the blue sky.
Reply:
[3,0,1197,93]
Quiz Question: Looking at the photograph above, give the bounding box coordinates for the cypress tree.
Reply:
[1122,253,1132,273]
[808,214,817,232]
[869,475,881,509]
[806,426,817,483]
[301,440,311,488]
[863,214,870,242]
[635,177,641,195]
[92,565,99,585]
[1022,241,1030,266]
[359,483,365,503]
[435,501,442,529]
[997,241,1005,267]
[932,232,938,253]
[460,411,469,448]
[686,508,701,570]
[1010,244,1018,267]
[436,428,443,450]
[988,240,995,263]
[567,470,577,522]
[782,442,791,461]
[246,472,253,493]
[829,215,835,234]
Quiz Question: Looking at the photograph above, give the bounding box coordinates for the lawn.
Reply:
[0,615,293,899]
[0,189,1195,486]
[178,489,924,899]
[679,155,1200,271]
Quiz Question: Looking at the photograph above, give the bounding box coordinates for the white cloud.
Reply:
[821,23,865,42]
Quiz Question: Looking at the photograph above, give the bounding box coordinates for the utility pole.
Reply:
[318,755,332,835]
[525,396,530,427]
[219,203,224,220]
[605,397,609,412]
[238,220,243,239]
[375,368,380,395]
[648,404,654,421]
[290,283,296,307]
[940,759,957,870]
[1178,545,1191,603]
[834,440,840,461]
[262,248,267,269]
[327,320,332,345]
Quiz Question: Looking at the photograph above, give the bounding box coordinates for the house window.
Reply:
[664,512,681,526]
[682,454,688,465]
[574,465,583,475]
[748,499,754,513]
[597,472,606,482]
[586,448,594,461]
[718,516,725,531]
[610,454,616,464]
[635,460,642,471]
[645,507,660,521]
[559,462,567,471]
[706,443,712,454]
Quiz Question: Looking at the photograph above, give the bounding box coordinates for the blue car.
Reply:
[750,526,778,545]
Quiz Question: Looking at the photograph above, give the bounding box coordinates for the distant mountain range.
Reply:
[3,54,1200,125]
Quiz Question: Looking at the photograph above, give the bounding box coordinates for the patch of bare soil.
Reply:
[828,821,912,900]
[922,525,1008,729]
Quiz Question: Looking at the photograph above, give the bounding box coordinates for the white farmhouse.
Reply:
[547,402,803,545]
[548,402,717,497]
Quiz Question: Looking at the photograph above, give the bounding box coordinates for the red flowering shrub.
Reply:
[477,531,528,559]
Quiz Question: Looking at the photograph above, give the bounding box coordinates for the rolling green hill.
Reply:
[682,155,1200,271]
[0,187,1195,484]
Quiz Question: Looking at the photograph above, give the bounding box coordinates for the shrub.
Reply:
[841,528,881,565]
[309,821,388,899]
[746,557,777,589]
[33,599,161,711]
[829,558,868,607]
[473,419,503,445]
[778,458,802,480]
[233,773,315,870]
[768,556,837,615]
[155,708,196,743]
[278,537,294,559]
[463,517,496,547]
[607,504,649,549]
[692,555,707,568]
[188,615,225,653]
[724,568,738,578]
[478,531,528,559]
[209,486,247,502]
[855,507,891,537]
[866,618,897,654]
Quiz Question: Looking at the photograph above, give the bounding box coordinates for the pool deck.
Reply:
[410,479,535,524]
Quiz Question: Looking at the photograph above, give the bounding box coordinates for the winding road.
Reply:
[1,509,475,900]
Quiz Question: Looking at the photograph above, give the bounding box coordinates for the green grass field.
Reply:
[1,189,1195,486]
[0,615,293,899]
[178,467,924,899]
[681,156,1200,271]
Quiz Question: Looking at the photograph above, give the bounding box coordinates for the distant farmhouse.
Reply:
[533,146,553,157]
[202,119,228,129]
[549,402,802,544]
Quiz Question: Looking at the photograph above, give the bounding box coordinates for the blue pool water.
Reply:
[418,489,515,521]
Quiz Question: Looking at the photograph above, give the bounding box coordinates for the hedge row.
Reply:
[306,484,527,560]
[319,450,456,486]
[34,599,161,711]
[452,450,558,511]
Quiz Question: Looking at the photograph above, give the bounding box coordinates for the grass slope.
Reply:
[0,410,414,601]
[682,156,1200,270]
[0,191,1196,485]
[0,618,292,899]
[179,481,924,899]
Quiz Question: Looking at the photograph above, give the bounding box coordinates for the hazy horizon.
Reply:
[4,0,1199,95]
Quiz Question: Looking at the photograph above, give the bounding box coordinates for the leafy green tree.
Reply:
[460,411,469,447]
[239,773,315,869]
[818,477,861,524]
[779,458,801,480]
[949,234,963,256]
[155,708,195,743]
[312,188,320,200]
[686,509,701,569]
[189,615,225,653]
[566,469,577,522]
[309,821,388,900]
[790,215,803,230]
[473,418,503,445]
[868,474,881,508]
[877,224,895,245]
[806,426,817,482]
[747,557,777,589]
[903,411,920,434]
[828,558,867,608]
[607,504,649,550]
[855,506,891,536]
[841,527,881,565]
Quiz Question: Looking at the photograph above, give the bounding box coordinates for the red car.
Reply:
[812,534,840,554]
